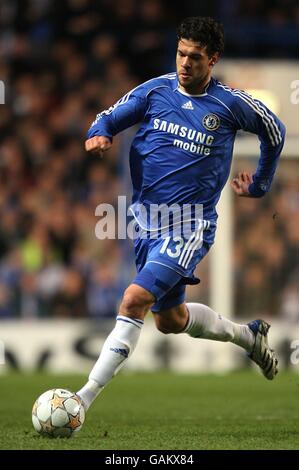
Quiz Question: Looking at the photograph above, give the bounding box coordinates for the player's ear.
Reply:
[209,52,220,67]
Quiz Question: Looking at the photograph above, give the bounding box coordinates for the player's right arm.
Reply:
[85,85,148,156]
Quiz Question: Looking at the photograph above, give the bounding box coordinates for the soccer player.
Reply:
[77,17,285,410]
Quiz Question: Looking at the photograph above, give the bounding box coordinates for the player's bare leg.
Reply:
[77,284,154,410]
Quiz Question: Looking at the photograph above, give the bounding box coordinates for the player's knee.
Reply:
[120,286,154,317]
[155,321,172,335]
[154,304,188,334]
[120,290,144,314]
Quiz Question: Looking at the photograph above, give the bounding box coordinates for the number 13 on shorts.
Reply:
[159,232,203,268]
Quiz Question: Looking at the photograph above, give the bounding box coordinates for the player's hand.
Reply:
[84,136,112,157]
[231,171,253,197]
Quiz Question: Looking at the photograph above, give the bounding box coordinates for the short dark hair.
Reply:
[177,17,224,57]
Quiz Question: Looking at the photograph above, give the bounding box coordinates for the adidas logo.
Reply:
[182,100,194,110]
[110,347,129,358]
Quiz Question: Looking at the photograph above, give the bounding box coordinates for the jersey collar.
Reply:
[176,79,212,97]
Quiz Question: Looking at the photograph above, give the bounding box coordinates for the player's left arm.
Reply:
[231,92,286,198]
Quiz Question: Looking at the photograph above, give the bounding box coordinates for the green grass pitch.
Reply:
[0,371,298,450]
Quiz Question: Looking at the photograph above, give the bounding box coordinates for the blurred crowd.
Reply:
[0,0,298,319]
[186,0,299,58]
[234,161,299,321]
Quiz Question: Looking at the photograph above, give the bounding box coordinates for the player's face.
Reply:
[176,39,219,94]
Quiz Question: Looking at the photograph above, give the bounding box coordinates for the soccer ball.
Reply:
[32,388,85,438]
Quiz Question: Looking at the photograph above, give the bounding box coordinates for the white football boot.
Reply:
[247,319,278,380]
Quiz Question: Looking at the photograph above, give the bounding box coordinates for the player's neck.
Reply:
[179,75,211,96]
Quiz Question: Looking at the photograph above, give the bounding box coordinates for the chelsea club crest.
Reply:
[202,113,220,131]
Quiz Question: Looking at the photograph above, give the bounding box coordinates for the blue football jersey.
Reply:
[88,73,285,242]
